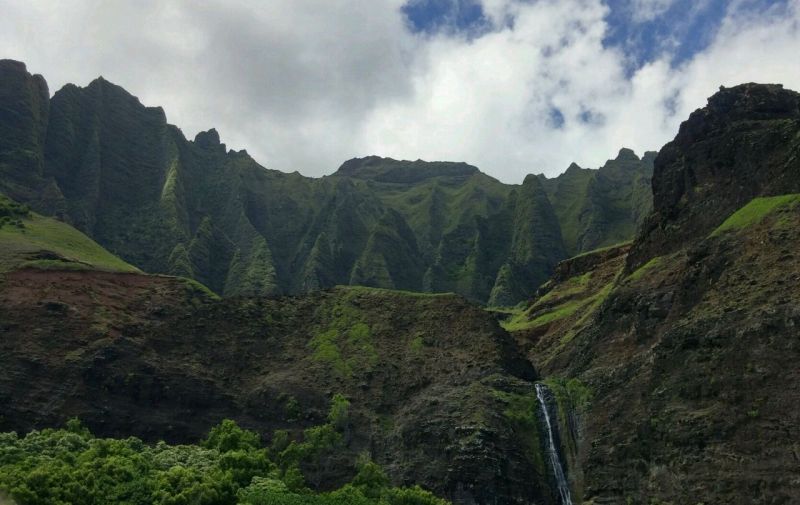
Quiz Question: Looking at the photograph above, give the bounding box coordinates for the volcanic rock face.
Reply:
[628,83,800,269]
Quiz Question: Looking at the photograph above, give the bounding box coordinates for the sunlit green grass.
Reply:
[0,211,139,273]
[711,194,800,236]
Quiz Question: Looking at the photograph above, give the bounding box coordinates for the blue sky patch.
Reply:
[602,0,735,74]
[548,107,566,128]
[402,0,490,36]
[403,0,790,73]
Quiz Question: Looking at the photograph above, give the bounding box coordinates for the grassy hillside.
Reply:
[710,193,800,235]
[0,193,138,273]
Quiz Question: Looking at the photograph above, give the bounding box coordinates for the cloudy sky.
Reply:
[2,0,799,182]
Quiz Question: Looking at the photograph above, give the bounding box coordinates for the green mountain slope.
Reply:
[0,59,653,304]
[0,193,138,273]
[537,148,654,256]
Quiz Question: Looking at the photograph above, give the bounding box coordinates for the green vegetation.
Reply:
[536,271,592,304]
[526,300,585,327]
[501,298,585,332]
[626,255,665,282]
[327,393,351,432]
[711,194,800,236]
[0,194,30,227]
[540,377,591,469]
[409,335,425,354]
[500,276,613,333]
[309,292,379,378]
[543,377,592,413]
[0,199,139,274]
[0,397,448,505]
[558,281,614,345]
[570,240,631,260]
[492,389,547,477]
[180,276,222,301]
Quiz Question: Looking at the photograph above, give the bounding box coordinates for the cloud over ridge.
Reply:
[1,0,798,182]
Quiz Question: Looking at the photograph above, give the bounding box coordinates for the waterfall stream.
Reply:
[535,383,573,505]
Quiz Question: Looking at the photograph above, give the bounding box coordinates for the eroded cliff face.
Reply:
[0,60,49,204]
[505,83,800,505]
[628,83,800,270]
[0,59,653,305]
[0,267,551,505]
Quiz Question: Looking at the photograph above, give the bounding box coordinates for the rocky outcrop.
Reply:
[543,242,630,290]
[628,83,800,269]
[0,60,49,204]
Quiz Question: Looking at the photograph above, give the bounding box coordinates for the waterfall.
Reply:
[536,383,573,505]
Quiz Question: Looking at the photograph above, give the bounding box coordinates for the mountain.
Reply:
[628,82,800,269]
[538,148,655,256]
[0,59,653,305]
[0,234,549,503]
[2,56,800,505]
[499,82,800,504]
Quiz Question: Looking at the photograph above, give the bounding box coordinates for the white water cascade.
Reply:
[535,383,573,505]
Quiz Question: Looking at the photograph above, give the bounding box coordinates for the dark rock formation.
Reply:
[628,83,800,269]
[0,60,49,204]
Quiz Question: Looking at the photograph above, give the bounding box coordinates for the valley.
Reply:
[1,59,799,505]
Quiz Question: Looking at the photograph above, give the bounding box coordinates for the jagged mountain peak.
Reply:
[193,127,226,152]
[0,61,654,304]
[614,147,639,161]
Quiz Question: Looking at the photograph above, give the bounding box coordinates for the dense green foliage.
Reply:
[492,389,547,477]
[542,378,592,413]
[0,400,448,505]
[0,193,30,221]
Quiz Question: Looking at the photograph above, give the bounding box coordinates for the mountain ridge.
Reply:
[0,58,654,304]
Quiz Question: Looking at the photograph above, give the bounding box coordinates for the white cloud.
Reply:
[355,0,800,181]
[628,0,677,22]
[0,0,799,182]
